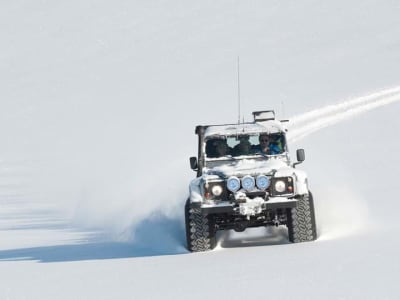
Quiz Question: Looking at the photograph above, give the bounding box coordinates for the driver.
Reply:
[253,134,281,155]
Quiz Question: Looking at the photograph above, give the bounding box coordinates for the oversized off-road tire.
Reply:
[287,192,317,243]
[185,199,217,252]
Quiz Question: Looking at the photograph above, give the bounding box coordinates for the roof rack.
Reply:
[252,110,275,122]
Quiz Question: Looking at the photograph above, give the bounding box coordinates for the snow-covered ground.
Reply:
[1,1,400,299]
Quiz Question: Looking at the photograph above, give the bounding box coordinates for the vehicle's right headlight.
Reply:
[211,185,223,196]
[203,181,225,200]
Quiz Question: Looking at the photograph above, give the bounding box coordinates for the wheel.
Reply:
[185,199,217,252]
[287,191,317,243]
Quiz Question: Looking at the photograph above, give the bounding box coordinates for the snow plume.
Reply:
[69,157,189,245]
[287,86,400,142]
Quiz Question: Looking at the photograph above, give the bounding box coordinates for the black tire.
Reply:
[185,199,217,252]
[287,192,317,243]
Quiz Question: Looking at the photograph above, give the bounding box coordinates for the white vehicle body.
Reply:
[185,111,317,252]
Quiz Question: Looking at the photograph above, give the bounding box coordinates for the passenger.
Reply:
[233,136,252,156]
[206,139,218,158]
[253,134,281,155]
[206,138,232,158]
[214,139,232,157]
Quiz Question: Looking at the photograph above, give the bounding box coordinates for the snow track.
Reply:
[285,86,400,241]
[287,86,400,142]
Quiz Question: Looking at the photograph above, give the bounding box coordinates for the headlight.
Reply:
[227,176,241,192]
[271,177,294,195]
[274,180,286,193]
[204,182,225,200]
[256,175,270,190]
[211,185,223,196]
[241,175,255,191]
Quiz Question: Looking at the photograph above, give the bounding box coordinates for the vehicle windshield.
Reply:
[205,133,286,159]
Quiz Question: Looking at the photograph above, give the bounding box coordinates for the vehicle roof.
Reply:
[204,120,286,138]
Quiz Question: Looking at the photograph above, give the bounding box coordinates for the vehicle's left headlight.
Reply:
[271,177,294,195]
[274,180,286,193]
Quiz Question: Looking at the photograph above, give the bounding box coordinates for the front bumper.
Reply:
[197,197,297,215]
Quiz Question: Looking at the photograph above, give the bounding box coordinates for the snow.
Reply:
[204,120,285,136]
[287,86,400,142]
[1,0,400,299]
[207,158,289,176]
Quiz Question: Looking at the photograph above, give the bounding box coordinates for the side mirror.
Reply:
[296,149,305,162]
[190,157,198,170]
[293,149,305,168]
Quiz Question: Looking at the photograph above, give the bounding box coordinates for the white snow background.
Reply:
[1,0,400,299]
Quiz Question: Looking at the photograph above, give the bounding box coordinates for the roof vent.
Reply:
[252,110,275,122]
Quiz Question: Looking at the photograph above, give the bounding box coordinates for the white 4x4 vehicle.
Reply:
[185,110,317,252]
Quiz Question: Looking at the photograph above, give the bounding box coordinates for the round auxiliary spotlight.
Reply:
[227,176,241,192]
[256,175,270,190]
[241,175,255,191]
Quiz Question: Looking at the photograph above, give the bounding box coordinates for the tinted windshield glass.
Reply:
[205,133,285,158]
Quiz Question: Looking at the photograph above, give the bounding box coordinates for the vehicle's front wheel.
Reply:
[185,199,217,252]
[287,192,317,243]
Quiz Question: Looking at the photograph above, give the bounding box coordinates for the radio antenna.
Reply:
[281,100,286,119]
[237,56,241,124]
